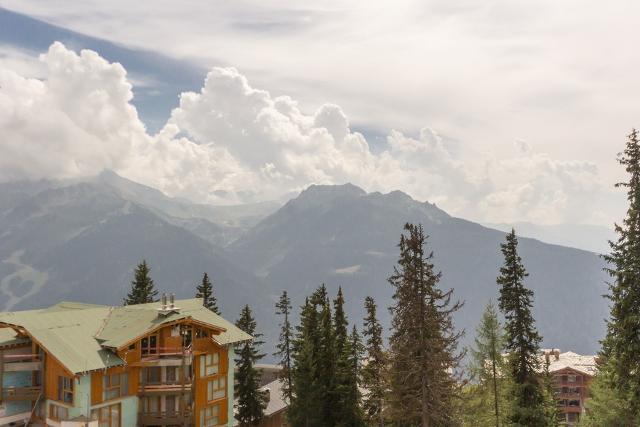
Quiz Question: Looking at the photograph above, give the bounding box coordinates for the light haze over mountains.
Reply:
[0,172,611,356]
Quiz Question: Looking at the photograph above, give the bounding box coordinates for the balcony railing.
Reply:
[1,354,42,372]
[2,386,42,401]
[138,380,194,395]
[139,410,193,426]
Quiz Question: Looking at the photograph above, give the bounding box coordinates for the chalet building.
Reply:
[0,296,250,427]
[541,349,597,426]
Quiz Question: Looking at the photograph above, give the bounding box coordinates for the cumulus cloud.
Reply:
[0,43,619,224]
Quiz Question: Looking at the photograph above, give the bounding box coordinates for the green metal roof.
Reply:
[0,328,30,348]
[0,298,251,375]
[96,299,251,348]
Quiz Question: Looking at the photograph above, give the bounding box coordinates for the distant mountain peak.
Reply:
[301,183,367,198]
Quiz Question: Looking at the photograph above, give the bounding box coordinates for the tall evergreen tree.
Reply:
[289,297,323,427]
[274,290,294,402]
[335,326,366,427]
[387,223,464,426]
[235,305,266,426]
[586,129,640,424]
[196,272,220,314]
[497,230,552,425]
[123,260,158,305]
[462,302,507,427]
[361,296,386,427]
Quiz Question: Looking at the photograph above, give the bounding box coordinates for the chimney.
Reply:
[170,293,175,309]
[554,349,560,361]
[161,293,168,310]
[544,351,550,364]
[157,293,180,316]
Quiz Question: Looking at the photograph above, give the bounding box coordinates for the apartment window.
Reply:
[568,374,577,383]
[195,327,208,339]
[166,395,176,413]
[103,372,128,400]
[57,376,74,403]
[142,396,161,414]
[166,366,177,383]
[200,404,220,427]
[144,367,161,384]
[568,399,580,407]
[141,335,158,356]
[91,402,121,427]
[128,343,136,350]
[49,403,68,421]
[207,376,226,401]
[199,353,219,377]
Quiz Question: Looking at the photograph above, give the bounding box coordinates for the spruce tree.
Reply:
[196,272,220,314]
[463,301,507,427]
[361,296,386,427]
[274,290,294,402]
[387,223,464,425]
[497,229,550,425]
[123,260,158,305]
[289,297,323,427]
[586,129,640,424]
[335,326,366,427]
[235,305,266,426]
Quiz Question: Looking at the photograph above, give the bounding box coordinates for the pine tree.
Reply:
[274,290,294,402]
[497,229,550,425]
[235,305,266,426]
[123,260,158,305]
[361,296,386,427]
[336,326,366,427]
[196,272,220,314]
[587,129,640,423]
[462,302,507,427]
[289,297,324,427]
[387,223,464,425]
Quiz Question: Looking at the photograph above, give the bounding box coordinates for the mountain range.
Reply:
[0,172,610,356]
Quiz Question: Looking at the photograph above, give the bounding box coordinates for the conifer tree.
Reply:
[196,272,220,314]
[586,129,640,424]
[336,326,366,427]
[274,290,294,402]
[462,302,507,427]
[123,260,158,305]
[289,298,323,427]
[387,223,464,425]
[497,230,551,425]
[361,296,386,427]
[235,305,266,426]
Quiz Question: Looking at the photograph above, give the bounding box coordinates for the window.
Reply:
[142,396,161,413]
[568,374,577,383]
[144,367,161,384]
[141,335,158,356]
[166,395,176,413]
[49,403,68,421]
[166,366,177,383]
[91,403,121,427]
[103,372,128,400]
[207,376,226,401]
[200,404,220,427]
[128,343,136,350]
[57,376,73,403]
[199,353,219,377]
[181,324,192,347]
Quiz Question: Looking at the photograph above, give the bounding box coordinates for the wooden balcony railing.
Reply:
[139,410,193,426]
[138,380,193,395]
[1,354,41,372]
[2,386,42,401]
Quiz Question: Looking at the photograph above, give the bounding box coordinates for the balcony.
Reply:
[138,380,193,395]
[2,386,41,401]
[1,353,41,372]
[139,410,193,426]
[134,348,193,367]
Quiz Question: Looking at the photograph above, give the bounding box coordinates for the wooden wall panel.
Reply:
[44,356,72,402]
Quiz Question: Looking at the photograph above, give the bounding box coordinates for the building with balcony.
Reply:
[0,297,250,427]
[541,349,597,426]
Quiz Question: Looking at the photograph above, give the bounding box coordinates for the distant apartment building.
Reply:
[0,296,250,427]
[541,349,597,426]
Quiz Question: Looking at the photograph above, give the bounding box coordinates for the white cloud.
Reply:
[0,42,623,225]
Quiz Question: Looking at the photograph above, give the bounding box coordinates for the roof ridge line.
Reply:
[94,306,115,339]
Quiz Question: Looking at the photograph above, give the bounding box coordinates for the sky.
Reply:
[0,0,637,226]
